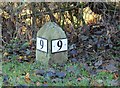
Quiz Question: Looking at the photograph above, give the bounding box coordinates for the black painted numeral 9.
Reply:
[40,40,44,49]
[57,40,62,51]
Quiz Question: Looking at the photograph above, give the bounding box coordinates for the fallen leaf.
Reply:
[69,49,77,57]
[52,78,62,83]
[109,79,119,86]
[94,59,103,68]
[47,68,56,73]
[25,73,31,83]
[55,71,66,78]
[77,77,82,81]
[66,66,75,73]
[21,42,30,49]
[18,56,23,60]
[36,81,41,86]
[71,58,78,63]
[46,71,55,78]
[113,73,119,80]
[69,44,76,50]
[90,80,103,86]
[3,52,9,56]
[3,75,9,84]
[16,84,28,88]
[83,7,101,25]
[25,49,31,55]
[80,35,89,41]
[36,69,45,76]
[42,84,48,87]
[105,64,118,72]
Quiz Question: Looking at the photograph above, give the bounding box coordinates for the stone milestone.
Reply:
[36,21,68,67]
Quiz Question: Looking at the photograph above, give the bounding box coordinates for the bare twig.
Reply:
[43,3,57,22]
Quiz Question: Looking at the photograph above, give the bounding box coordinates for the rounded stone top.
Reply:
[37,21,66,40]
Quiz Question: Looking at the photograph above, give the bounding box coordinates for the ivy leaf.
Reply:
[71,58,77,63]
[25,49,31,55]
[36,69,45,76]
[46,71,55,78]
[21,42,29,49]
[55,71,66,78]
[3,75,9,84]
[69,49,77,57]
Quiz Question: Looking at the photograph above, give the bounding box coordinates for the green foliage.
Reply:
[96,71,114,80]
[2,59,117,86]
[1,2,120,87]
[78,78,90,86]
[95,71,114,86]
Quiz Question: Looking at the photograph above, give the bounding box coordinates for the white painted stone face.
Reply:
[51,38,68,53]
[36,21,68,67]
[37,37,48,53]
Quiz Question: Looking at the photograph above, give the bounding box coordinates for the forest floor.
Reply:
[1,4,120,86]
[2,22,120,86]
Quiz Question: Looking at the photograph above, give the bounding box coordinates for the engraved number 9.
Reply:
[40,40,44,49]
[57,40,62,51]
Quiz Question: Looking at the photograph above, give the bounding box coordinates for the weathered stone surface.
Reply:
[36,21,68,67]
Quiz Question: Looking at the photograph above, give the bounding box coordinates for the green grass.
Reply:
[2,58,118,86]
